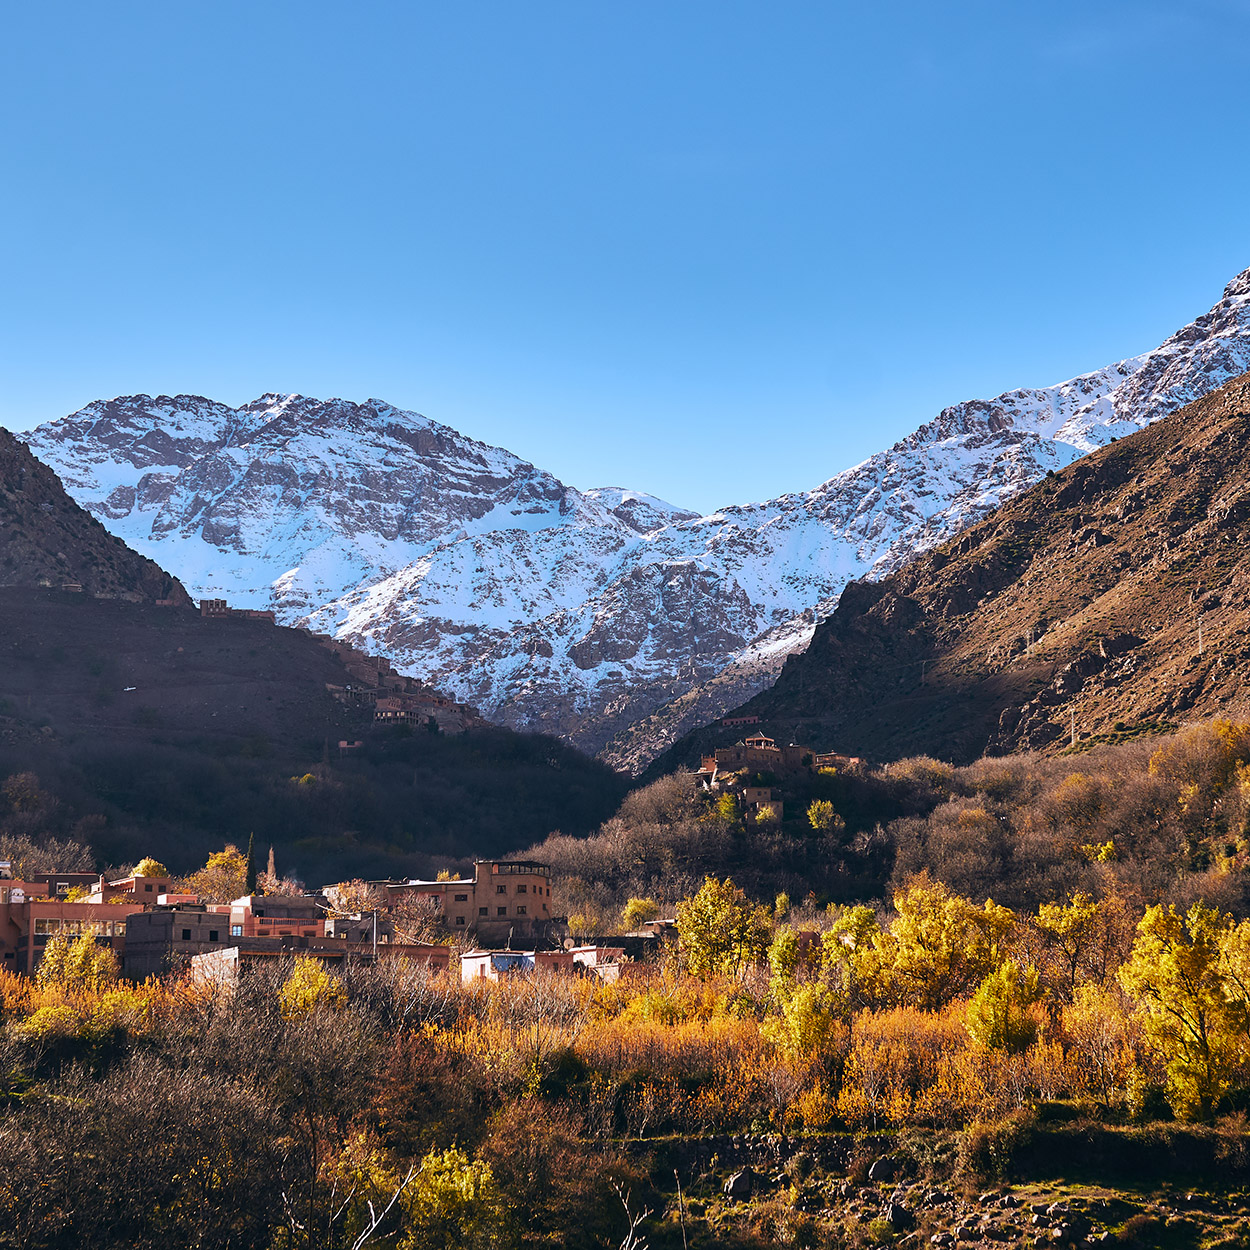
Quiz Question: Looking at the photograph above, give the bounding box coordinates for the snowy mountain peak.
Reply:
[1222,265,1250,301]
[19,263,1250,772]
[582,487,700,534]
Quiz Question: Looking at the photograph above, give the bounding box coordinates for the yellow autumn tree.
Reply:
[871,875,1014,1011]
[185,845,247,904]
[965,960,1042,1052]
[37,931,119,991]
[1118,902,1250,1119]
[675,877,771,978]
[622,897,659,931]
[279,956,347,1018]
[401,1146,512,1249]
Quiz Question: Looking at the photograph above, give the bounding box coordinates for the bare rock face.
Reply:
[20,266,1250,770]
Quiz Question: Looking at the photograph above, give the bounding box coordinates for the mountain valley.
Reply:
[16,268,1250,773]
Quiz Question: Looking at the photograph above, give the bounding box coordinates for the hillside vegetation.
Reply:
[533,715,1250,932]
[3,717,1250,1246]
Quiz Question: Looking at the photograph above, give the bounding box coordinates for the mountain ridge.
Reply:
[646,369,1250,776]
[17,265,1250,770]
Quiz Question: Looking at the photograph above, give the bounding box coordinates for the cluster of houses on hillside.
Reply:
[0,857,661,987]
[694,733,864,820]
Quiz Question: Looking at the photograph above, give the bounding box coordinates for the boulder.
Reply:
[885,1202,914,1230]
[868,1156,900,1183]
[723,1168,757,1201]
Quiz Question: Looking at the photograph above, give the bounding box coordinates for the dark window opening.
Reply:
[181,929,191,941]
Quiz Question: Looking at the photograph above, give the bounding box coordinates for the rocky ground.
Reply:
[626,1128,1250,1248]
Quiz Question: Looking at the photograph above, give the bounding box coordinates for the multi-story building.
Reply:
[90,870,177,902]
[123,894,328,978]
[365,860,555,946]
[0,881,148,975]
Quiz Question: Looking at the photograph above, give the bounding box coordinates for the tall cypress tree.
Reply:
[245,832,257,896]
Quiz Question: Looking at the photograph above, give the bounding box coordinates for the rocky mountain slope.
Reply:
[18,267,1250,769]
[0,427,190,604]
[649,371,1250,773]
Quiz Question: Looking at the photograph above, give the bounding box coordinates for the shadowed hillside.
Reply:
[0,430,627,881]
[0,427,190,603]
[650,371,1250,774]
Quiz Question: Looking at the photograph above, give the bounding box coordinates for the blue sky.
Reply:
[3,1,1249,515]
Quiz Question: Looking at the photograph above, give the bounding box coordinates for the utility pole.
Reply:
[372,908,378,961]
[1070,708,1077,749]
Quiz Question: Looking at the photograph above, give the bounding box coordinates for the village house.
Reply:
[812,751,865,771]
[89,870,177,903]
[189,938,450,989]
[357,860,556,946]
[711,734,812,774]
[694,736,863,800]
[0,880,148,975]
[26,870,100,897]
[199,598,276,622]
[123,892,447,978]
[460,944,626,983]
[740,785,783,821]
[123,894,328,978]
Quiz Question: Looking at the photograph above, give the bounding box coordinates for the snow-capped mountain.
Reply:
[19,266,1250,771]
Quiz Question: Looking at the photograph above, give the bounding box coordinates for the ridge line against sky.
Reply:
[3,0,1249,515]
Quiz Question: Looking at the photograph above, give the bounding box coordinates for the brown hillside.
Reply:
[652,371,1250,771]
[0,427,191,603]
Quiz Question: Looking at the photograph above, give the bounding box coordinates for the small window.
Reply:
[209,930,219,942]
[516,884,527,894]
[454,893,469,902]
[181,929,192,941]
[516,906,527,915]
[478,907,488,916]
[455,916,466,926]
[144,884,153,893]
[496,884,507,894]
[231,924,243,937]
[497,907,507,917]
[255,909,265,917]
[56,882,69,893]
